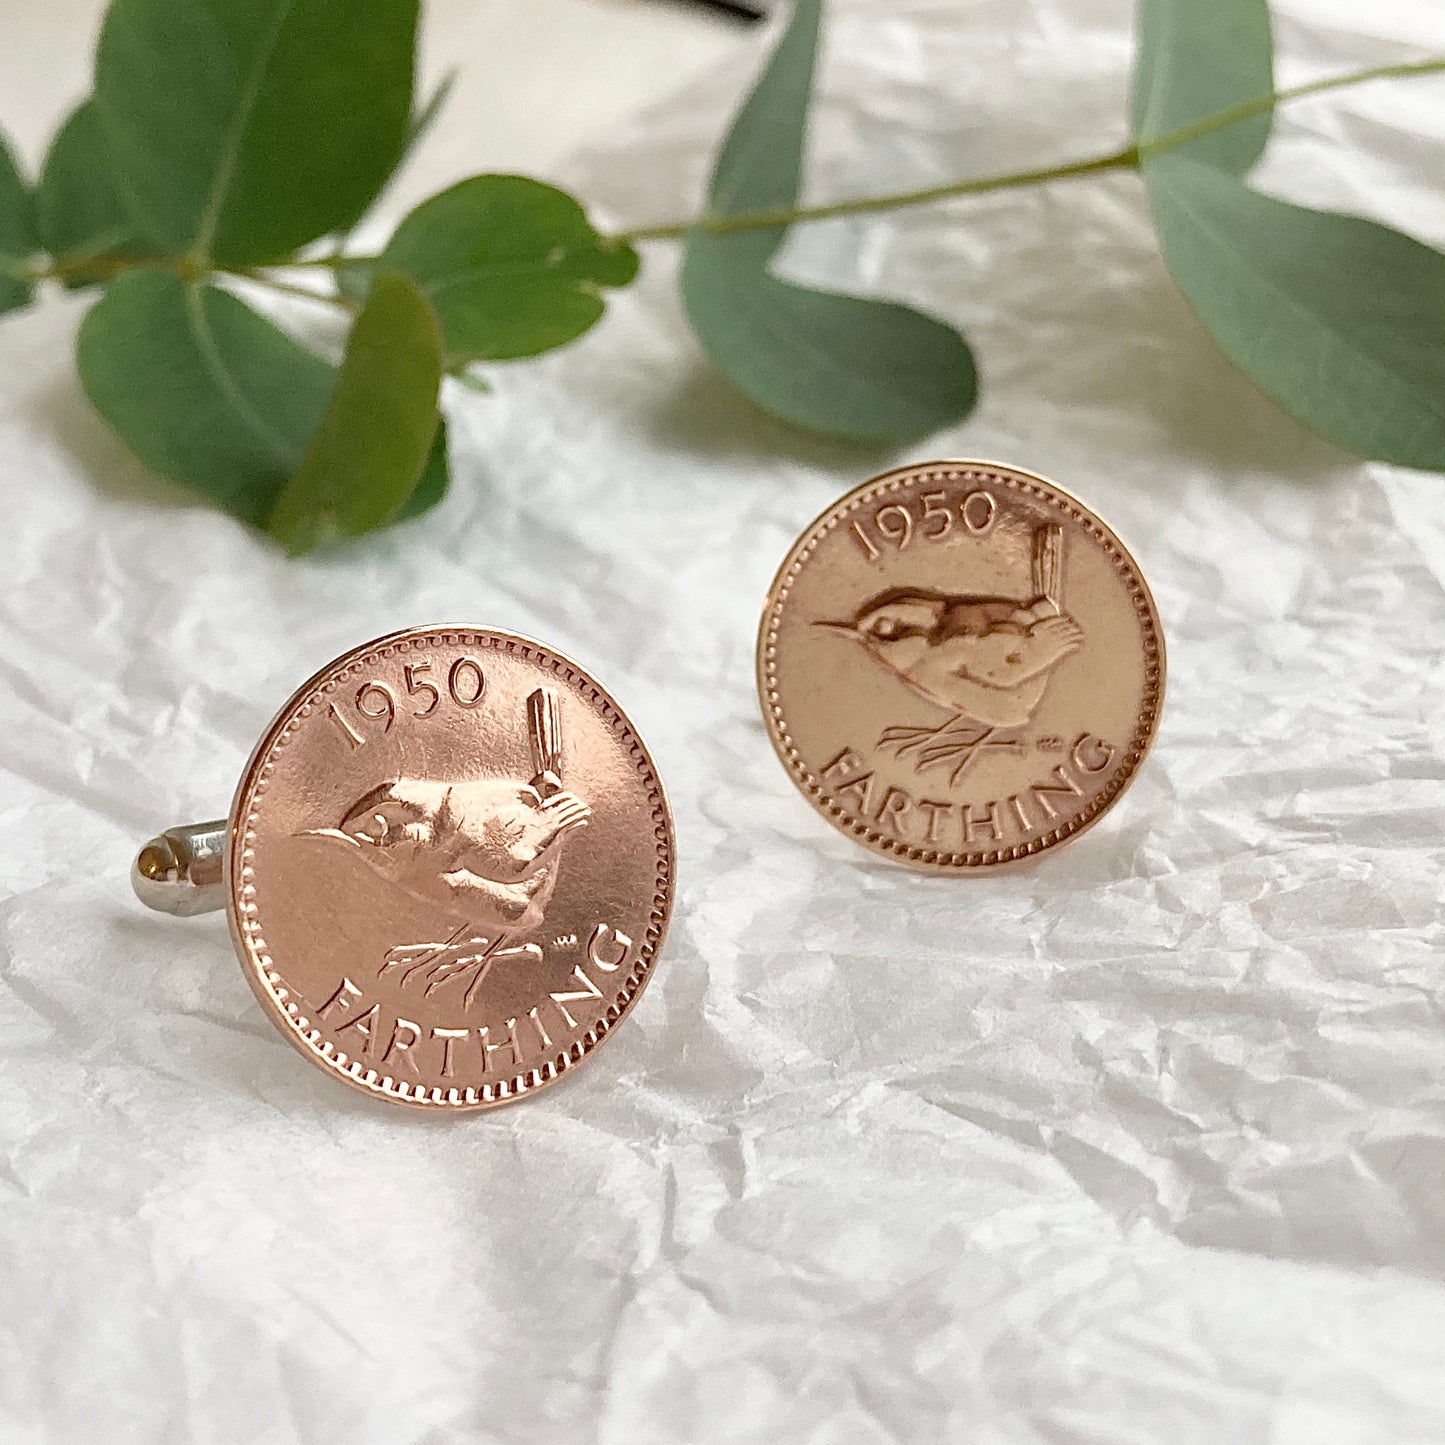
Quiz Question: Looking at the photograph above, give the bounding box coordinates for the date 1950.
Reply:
[327,655,487,748]
[850,486,997,560]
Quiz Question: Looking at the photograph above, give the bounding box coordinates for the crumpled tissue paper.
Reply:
[0,0,1443,1440]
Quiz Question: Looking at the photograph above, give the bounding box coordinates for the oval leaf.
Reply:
[78,269,335,523]
[0,131,34,315]
[266,273,443,552]
[36,102,153,288]
[680,0,976,442]
[1147,154,1445,470]
[377,175,639,363]
[683,233,977,443]
[1132,0,1275,174]
[93,0,417,265]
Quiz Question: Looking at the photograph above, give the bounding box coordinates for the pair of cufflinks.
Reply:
[134,460,1164,1109]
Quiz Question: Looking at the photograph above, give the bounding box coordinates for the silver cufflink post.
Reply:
[132,820,228,917]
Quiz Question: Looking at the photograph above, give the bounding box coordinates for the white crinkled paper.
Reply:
[1,1,1444,1440]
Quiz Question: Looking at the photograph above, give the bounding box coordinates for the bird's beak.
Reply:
[811,620,859,636]
[296,828,362,848]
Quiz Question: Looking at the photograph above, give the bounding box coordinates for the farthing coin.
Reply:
[228,627,674,1108]
[758,462,1165,871]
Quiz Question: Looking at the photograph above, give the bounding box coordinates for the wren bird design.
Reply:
[818,524,1083,783]
[301,688,589,1005]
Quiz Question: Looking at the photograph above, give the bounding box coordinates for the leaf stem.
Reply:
[271,253,381,271]
[231,268,361,313]
[28,251,361,315]
[619,147,1138,242]
[1138,54,1445,160]
[614,52,1445,244]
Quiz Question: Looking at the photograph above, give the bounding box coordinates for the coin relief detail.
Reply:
[227,629,674,1109]
[759,463,1165,870]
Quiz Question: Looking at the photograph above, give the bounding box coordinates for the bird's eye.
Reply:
[356,811,391,844]
[871,617,913,641]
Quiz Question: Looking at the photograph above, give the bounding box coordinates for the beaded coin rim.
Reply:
[757,462,1166,872]
[225,626,674,1110]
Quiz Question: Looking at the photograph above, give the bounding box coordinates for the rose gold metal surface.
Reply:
[135,626,674,1109]
[758,462,1165,871]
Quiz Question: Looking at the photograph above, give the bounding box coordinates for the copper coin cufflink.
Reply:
[133,627,675,1110]
[758,461,1166,870]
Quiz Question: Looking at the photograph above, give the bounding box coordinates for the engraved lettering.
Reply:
[318,976,364,1019]
[527,1007,553,1050]
[355,681,396,733]
[1030,763,1085,819]
[334,1002,380,1053]
[382,1017,422,1073]
[1008,794,1031,832]
[875,503,913,550]
[920,490,953,539]
[872,786,912,837]
[587,924,632,973]
[327,702,364,750]
[916,799,952,844]
[431,1026,469,1078]
[550,964,604,1029]
[960,802,1003,843]
[1071,733,1116,774]
[404,662,440,717]
[960,489,996,533]
[832,772,873,812]
[849,518,881,561]
[820,747,867,784]
[448,657,486,707]
[481,1019,525,1071]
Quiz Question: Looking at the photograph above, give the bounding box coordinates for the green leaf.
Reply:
[1146,155,1445,470]
[1132,0,1274,173]
[684,235,979,444]
[0,130,35,315]
[36,102,153,289]
[679,0,975,443]
[394,420,450,523]
[93,0,417,265]
[78,268,449,530]
[1132,0,1445,469]
[326,64,460,270]
[266,273,443,552]
[78,268,335,524]
[377,176,639,363]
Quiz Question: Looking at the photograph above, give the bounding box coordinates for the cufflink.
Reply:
[758,461,1165,870]
[133,626,675,1109]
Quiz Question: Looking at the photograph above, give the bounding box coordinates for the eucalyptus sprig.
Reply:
[0,0,1441,552]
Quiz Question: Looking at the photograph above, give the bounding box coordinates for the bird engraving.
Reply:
[818,524,1084,784]
[301,687,589,1006]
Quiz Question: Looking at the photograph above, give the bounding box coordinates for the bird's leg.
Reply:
[461,940,544,1009]
[877,715,976,759]
[905,727,1025,783]
[941,729,1027,786]
[416,935,499,993]
[382,924,470,984]
[407,935,546,1004]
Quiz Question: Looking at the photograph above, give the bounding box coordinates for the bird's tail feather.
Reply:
[527,688,563,796]
[1032,524,1064,612]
